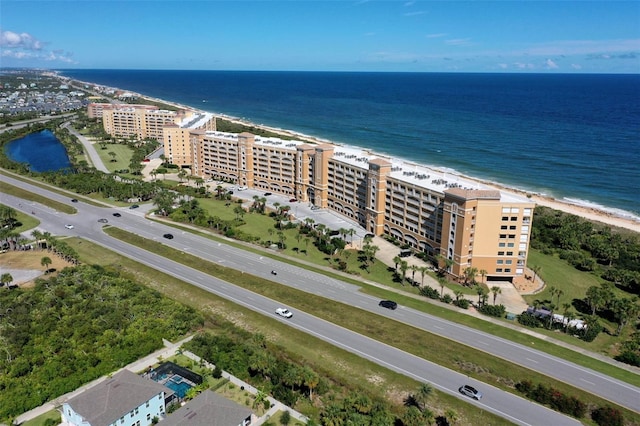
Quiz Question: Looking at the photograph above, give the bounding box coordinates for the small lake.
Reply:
[4,129,73,172]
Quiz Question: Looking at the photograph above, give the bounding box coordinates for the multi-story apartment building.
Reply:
[94,102,534,281]
[184,130,535,281]
[88,103,216,143]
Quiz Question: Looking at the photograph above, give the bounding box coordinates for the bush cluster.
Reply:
[591,406,625,426]
[478,304,506,317]
[515,380,586,418]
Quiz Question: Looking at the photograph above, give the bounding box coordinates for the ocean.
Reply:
[58,70,640,219]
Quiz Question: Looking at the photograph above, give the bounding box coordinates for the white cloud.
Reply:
[426,33,447,39]
[445,38,472,46]
[571,64,582,70]
[0,30,43,50]
[545,58,559,69]
[0,28,76,64]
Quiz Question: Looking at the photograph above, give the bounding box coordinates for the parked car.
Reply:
[364,233,375,239]
[98,218,108,223]
[70,199,78,203]
[379,300,398,310]
[129,204,139,209]
[64,224,74,229]
[163,233,174,239]
[289,198,298,202]
[459,385,482,400]
[264,192,272,196]
[112,212,122,217]
[275,308,293,318]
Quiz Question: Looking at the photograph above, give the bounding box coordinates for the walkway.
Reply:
[62,123,110,173]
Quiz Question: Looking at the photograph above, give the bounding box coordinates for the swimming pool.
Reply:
[165,376,192,398]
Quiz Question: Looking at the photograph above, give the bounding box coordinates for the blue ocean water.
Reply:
[59,70,640,218]
[4,129,72,172]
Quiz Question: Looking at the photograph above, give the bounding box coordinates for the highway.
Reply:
[2,173,639,423]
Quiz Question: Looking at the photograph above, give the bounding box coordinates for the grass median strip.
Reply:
[103,226,640,422]
[150,217,640,389]
[67,236,510,425]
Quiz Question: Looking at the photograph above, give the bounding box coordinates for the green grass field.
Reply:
[95,142,134,172]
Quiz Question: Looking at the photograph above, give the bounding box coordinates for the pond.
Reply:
[4,129,73,172]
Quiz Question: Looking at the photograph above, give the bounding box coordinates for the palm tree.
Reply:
[0,273,13,288]
[444,408,459,425]
[399,261,408,285]
[415,383,433,410]
[453,290,464,303]
[41,256,52,273]
[410,264,419,285]
[393,255,402,273]
[491,286,502,305]
[479,269,488,284]
[420,266,428,287]
[438,277,447,297]
[531,265,542,283]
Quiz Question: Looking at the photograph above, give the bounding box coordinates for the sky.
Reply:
[1,1,639,73]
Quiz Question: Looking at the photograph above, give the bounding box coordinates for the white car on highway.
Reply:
[275,308,293,318]
[64,224,74,229]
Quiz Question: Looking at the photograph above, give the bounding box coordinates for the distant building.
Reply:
[161,390,255,426]
[87,103,215,142]
[60,370,172,426]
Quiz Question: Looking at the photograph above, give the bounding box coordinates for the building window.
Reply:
[497,260,504,264]
[501,225,508,230]
[496,268,503,272]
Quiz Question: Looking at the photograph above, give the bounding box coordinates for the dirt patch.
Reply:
[0,250,75,288]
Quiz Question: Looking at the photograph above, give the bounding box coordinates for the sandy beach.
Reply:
[96,82,640,235]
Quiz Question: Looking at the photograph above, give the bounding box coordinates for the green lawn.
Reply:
[95,143,134,172]
[21,410,60,426]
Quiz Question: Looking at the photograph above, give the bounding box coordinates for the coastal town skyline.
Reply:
[1,1,639,74]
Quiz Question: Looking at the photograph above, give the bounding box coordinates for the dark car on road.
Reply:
[129,204,139,209]
[459,385,482,400]
[264,192,272,196]
[289,198,297,202]
[163,233,174,239]
[379,300,398,310]
[112,212,122,217]
[71,199,78,203]
[98,218,108,223]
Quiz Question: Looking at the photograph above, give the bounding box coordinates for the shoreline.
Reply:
[72,76,640,234]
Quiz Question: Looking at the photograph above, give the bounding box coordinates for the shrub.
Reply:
[280,410,291,425]
[440,294,453,304]
[614,350,640,367]
[419,286,440,299]
[479,304,506,318]
[578,321,602,342]
[591,406,624,426]
[518,312,542,328]
[453,299,470,309]
[515,381,586,418]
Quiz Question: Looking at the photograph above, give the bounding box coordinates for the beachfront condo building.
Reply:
[87,103,216,143]
[182,130,534,281]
